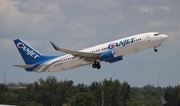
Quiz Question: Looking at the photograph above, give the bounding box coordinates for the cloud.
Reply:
[139,6,154,14]
[0,0,64,39]
[146,21,168,29]
[0,0,180,86]
[86,0,119,11]
[0,38,14,51]
[67,22,83,31]
[160,6,170,12]
[0,38,41,53]
[15,0,48,14]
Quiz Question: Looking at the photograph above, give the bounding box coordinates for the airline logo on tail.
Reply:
[17,42,40,59]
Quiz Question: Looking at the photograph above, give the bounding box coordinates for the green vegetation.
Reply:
[164,85,180,106]
[0,76,179,106]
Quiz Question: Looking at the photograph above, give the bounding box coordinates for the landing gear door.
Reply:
[146,35,151,42]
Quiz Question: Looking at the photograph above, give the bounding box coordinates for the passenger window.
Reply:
[154,33,160,36]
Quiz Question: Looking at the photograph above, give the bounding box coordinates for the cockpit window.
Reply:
[154,33,160,36]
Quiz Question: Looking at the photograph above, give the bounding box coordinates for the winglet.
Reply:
[50,41,60,51]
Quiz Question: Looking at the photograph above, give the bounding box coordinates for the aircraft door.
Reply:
[146,35,151,42]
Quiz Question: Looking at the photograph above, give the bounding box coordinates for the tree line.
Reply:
[0,76,180,106]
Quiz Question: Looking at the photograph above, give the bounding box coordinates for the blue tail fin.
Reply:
[14,39,56,65]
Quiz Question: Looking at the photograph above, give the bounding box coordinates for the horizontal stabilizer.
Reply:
[13,64,35,68]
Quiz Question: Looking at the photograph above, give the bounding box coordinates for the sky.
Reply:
[0,0,179,87]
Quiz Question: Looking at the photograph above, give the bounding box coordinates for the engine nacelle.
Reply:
[108,55,124,63]
[99,50,115,61]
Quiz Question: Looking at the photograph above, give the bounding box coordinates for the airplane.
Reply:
[13,32,168,72]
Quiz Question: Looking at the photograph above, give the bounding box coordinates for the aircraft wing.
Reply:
[50,41,99,62]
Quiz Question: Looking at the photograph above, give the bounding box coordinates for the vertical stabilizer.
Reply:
[14,39,43,64]
[14,39,57,65]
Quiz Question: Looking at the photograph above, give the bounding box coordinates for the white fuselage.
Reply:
[34,32,168,72]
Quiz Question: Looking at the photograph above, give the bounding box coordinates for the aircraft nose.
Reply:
[161,34,168,40]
